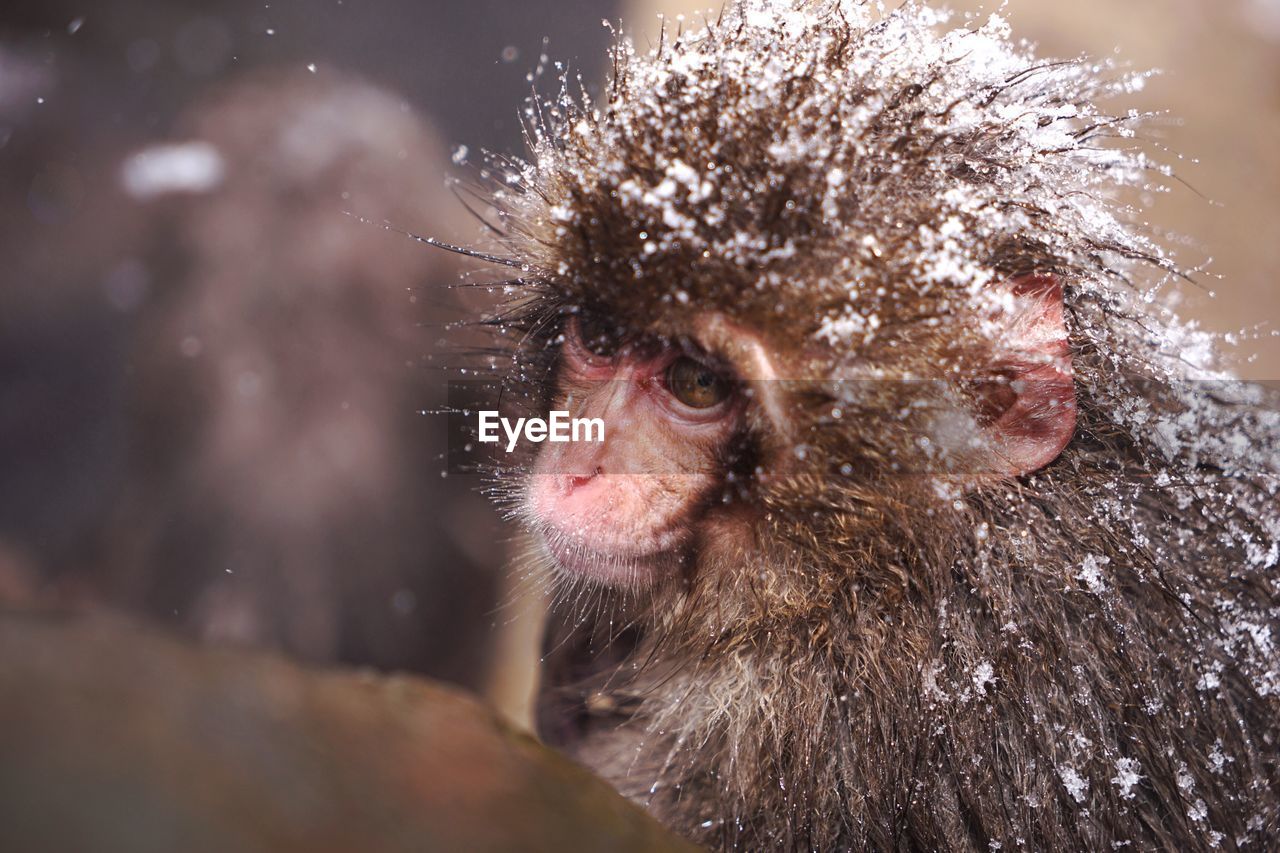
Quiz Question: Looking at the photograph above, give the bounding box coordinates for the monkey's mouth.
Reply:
[537,531,684,589]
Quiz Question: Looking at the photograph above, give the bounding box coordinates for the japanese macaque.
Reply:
[86,69,502,679]
[460,1,1280,849]
[0,546,36,607]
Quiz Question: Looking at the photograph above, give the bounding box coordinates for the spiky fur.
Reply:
[465,2,1280,848]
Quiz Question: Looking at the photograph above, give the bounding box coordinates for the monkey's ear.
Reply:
[977,273,1077,477]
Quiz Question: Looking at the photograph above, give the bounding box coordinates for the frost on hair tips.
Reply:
[457,2,1280,850]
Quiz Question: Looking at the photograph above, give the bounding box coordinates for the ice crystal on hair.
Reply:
[482,0,1245,420]
[1075,554,1111,596]
[971,660,995,697]
[1110,758,1143,800]
[1058,765,1089,804]
[468,1,1280,848]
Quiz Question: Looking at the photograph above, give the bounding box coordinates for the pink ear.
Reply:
[984,274,1077,477]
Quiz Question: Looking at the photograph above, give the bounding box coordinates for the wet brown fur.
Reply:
[470,3,1280,848]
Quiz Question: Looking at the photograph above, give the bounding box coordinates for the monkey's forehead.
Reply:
[484,0,1170,349]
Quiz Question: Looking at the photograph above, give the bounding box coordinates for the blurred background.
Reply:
[1,0,1277,727]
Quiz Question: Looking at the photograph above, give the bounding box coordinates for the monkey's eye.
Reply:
[571,312,623,358]
[665,357,730,409]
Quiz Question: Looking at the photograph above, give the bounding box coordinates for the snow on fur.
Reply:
[464,2,1280,848]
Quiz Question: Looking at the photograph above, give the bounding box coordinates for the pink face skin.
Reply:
[523,317,745,589]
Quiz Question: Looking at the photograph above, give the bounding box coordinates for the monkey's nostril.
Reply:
[567,467,604,491]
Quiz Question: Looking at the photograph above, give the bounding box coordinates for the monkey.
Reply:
[77,68,504,681]
[453,1,1280,849]
[0,545,37,607]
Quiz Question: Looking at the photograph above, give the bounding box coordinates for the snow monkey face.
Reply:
[521,273,1076,591]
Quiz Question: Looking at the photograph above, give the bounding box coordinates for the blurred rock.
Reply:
[0,608,695,853]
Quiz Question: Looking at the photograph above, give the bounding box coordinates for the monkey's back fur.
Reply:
[470,1,1280,848]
